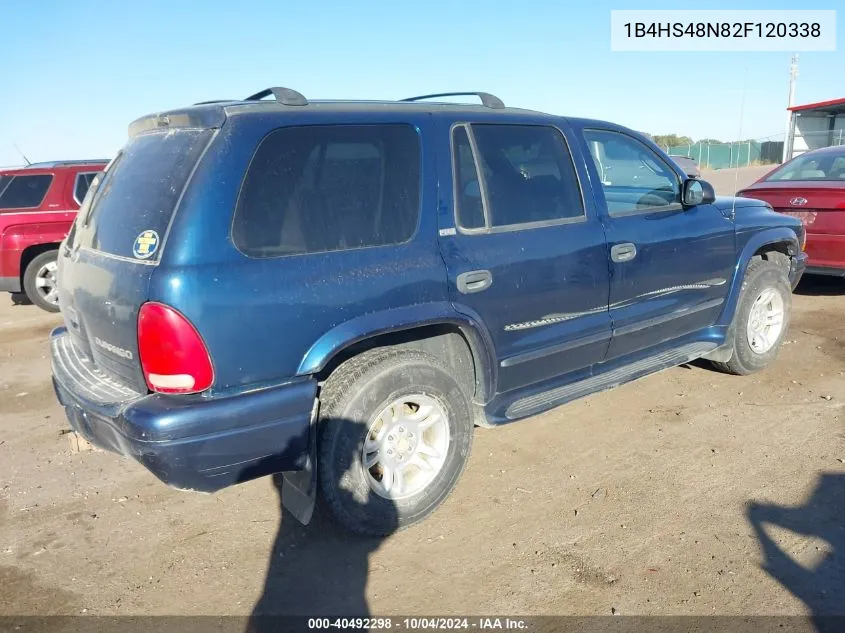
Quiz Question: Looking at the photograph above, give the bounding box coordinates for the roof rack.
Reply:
[193,100,234,105]
[24,159,109,169]
[244,87,308,107]
[400,92,505,109]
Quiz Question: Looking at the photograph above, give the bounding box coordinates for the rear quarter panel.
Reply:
[151,112,455,394]
[0,216,75,278]
[0,168,85,279]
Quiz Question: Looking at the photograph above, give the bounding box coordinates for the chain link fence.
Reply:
[665,139,785,170]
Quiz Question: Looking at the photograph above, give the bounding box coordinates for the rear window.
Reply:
[0,174,53,210]
[232,124,421,258]
[765,151,845,182]
[73,172,100,205]
[73,129,213,259]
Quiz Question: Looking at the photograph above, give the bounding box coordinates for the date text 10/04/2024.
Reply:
[307,617,529,630]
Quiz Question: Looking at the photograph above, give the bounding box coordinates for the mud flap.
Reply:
[281,399,319,525]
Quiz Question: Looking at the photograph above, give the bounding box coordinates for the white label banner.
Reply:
[610,10,836,51]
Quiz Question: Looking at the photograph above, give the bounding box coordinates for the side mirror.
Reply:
[682,178,716,207]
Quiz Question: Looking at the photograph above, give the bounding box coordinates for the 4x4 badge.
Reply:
[133,230,160,259]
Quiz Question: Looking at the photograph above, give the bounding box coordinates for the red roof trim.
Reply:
[789,97,845,112]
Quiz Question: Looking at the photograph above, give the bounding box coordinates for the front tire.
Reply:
[317,349,473,536]
[22,250,60,313]
[711,255,792,376]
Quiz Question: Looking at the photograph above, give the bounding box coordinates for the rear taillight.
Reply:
[138,302,214,394]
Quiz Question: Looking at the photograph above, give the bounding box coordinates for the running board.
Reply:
[505,341,717,420]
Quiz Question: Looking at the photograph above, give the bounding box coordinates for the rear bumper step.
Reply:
[51,327,316,492]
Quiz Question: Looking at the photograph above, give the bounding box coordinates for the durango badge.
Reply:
[133,230,160,259]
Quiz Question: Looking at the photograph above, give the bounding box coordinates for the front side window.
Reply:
[583,129,681,215]
[233,124,421,258]
[0,174,53,210]
[452,123,585,231]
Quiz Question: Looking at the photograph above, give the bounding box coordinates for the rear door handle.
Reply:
[610,243,637,263]
[457,270,493,294]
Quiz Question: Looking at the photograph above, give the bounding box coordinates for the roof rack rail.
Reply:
[194,99,233,105]
[244,87,308,107]
[400,92,505,109]
[25,159,109,169]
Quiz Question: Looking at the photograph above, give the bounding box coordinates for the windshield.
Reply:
[765,150,845,182]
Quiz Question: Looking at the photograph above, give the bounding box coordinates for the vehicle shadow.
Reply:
[747,473,845,630]
[244,418,398,632]
[794,275,845,297]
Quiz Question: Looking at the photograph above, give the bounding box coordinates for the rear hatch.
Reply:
[57,122,216,393]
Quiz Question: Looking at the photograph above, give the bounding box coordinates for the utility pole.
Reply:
[783,54,799,163]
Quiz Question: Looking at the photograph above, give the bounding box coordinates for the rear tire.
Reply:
[317,349,473,536]
[711,255,791,376]
[22,250,60,313]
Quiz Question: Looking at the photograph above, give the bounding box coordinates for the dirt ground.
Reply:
[2,168,844,619]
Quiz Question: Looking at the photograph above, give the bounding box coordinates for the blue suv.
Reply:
[50,88,807,535]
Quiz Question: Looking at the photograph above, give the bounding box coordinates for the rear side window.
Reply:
[0,174,53,210]
[452,124,584,231]
[73,172,100,205]
[233,124,421,258]
[73,129,213,259]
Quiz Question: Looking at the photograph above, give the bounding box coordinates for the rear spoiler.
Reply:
[128,106,227,138]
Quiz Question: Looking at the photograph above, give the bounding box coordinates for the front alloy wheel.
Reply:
[745,288,785,355]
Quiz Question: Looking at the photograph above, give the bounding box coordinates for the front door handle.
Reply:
[610,243,637,263]
[457,270,493,294]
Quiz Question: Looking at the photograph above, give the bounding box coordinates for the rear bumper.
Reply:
[789,252,808,289]
[50,327,316,493]
[805,233,845,276]
[0,276,21,293]
[805,265,845,278]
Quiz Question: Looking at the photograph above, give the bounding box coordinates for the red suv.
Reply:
[0,160,108,311]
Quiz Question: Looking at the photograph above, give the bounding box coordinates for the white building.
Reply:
[786,97,845,160]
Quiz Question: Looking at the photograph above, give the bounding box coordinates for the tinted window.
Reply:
[73,129,213,259]
[452,126,485,229]
[583,130,680,215]
[73,172,100,205]
[0,174,53,209]
[0,176,11,199]
[453,124,584,230]
[764,150,845,181]
[233,124,420,258]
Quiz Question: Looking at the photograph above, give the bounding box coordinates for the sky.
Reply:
[0,0,842,166]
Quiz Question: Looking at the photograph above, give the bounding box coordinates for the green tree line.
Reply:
[643,133,761,147]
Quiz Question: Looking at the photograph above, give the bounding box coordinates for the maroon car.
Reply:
[738,145,845,277]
